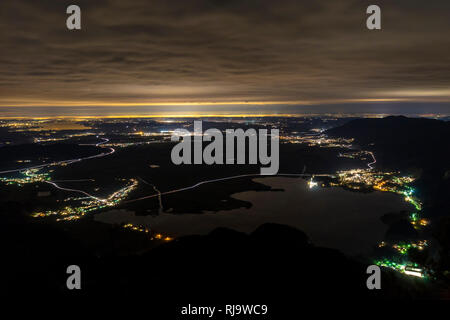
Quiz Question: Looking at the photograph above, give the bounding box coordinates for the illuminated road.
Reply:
[44,180,106,202]
[138,176,164,212]
[367,151,376,169]
[124,173,333,204]
[0,137,115,174]
[0,137,115,201]
[51,179,95,183]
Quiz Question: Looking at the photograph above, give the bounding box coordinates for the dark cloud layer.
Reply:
[1,0,450,106]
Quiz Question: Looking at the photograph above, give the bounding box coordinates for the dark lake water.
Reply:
[95,177,413,256]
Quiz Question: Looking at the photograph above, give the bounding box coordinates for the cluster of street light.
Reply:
[32,179,139,221]
[378,240,428,255]
[0,168,51,186]
[122,223,174,241]
[373,259,425,278]
[281,133,354,148]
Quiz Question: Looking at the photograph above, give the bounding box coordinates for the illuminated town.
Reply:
[0,168,51,186]
[281,133,355,148]
[31,178,139,221]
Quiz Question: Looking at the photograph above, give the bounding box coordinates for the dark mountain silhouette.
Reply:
[2,209,434,304]
[326,115,450,145]
[327,116,450,216]
[326,116,449,168]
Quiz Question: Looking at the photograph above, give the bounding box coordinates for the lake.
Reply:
[95,177,414,256]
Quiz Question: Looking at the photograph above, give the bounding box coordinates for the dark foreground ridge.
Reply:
[3,216,434,304]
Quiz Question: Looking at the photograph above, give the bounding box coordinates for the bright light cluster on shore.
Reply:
[122,223,174,241]
[336,162,431,278]
[374,259,425,278]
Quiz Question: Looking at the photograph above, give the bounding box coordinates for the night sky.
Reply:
[1,0,450,110]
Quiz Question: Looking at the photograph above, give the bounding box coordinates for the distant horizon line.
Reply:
[0,113,449,120]
[3,97,450,108]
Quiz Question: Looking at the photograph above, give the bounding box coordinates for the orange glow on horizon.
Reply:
[0,97,419,108]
